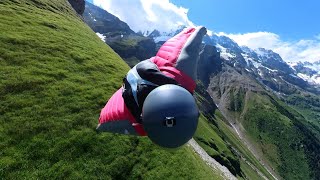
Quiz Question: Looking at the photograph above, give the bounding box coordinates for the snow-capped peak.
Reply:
[288,61,320,86]
[254,48,268,57]
[305,63,320,72]
[216,44,236,60]
[143,25,186,43]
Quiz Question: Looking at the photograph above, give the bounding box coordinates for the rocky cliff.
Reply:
[68,0,85,15]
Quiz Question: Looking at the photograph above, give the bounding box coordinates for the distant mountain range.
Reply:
[149,30,320,93]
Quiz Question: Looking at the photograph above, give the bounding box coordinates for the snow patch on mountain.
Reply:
[288,61,320,85]
[254,48,268,57]
[264,66,278,72]
[96,32,106,42]
[289,61,320,72]
[312,75,320,85]
[288,62,298,69]
[146,26,186,43]
[287,62,301,73]
[250,59,262,69]
[216,44,236,60]
[258,69,263,77]
[305,64,320,72]
[298,73,320,85]
[154,35,171,43]
[241,53,254,66]
[298,73,311,81]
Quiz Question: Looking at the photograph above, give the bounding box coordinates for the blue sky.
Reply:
[171,0,320,41]
[88,0,320,63]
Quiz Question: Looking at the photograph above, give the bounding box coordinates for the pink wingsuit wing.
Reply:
[97,88,146,135]
[97,26,207,136]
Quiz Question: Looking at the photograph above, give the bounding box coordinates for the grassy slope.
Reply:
[242,92,320,179]
[0,0,221,179]
[194,88,274,180]
[285,93,320,129]
[213,111,275,180]
[194,113,276,180]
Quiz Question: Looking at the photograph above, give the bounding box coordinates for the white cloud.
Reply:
[92,0,195,33]
[222,32,320,63]
[90,0,319,64]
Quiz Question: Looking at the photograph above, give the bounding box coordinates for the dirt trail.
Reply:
[188,138,237,180]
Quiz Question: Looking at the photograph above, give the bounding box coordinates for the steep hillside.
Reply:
[0,1,223,179]
[195,83,275,180]
[284,92,320,129]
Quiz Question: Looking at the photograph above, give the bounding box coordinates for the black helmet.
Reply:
[142,84,199,148]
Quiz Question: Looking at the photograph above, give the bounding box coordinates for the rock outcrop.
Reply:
[68,0,85,15]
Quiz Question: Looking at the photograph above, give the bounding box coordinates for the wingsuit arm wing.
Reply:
[97,88,145,135]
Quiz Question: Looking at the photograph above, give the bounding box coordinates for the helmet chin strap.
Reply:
[164,117,176,127]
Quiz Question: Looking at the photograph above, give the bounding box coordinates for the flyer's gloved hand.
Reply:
[151,26,207,93]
